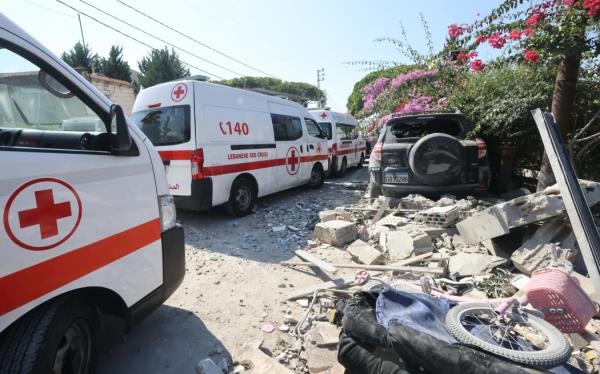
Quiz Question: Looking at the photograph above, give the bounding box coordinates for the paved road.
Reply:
[97,165,369,373]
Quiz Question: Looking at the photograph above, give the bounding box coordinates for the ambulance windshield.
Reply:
[132,105,191,146]
[318,122,333,140]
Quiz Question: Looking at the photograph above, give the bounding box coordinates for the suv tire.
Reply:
[409,133,466,185]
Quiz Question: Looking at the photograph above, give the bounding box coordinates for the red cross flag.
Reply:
[3,178,82,251]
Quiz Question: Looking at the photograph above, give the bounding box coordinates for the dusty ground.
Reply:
[97,166,369,373]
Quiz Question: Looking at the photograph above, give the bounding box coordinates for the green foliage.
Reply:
[217,77,325,106]
[137,47,190,90]
[98,46,131,82]
[347,65,416,115]
[61,42,100,73]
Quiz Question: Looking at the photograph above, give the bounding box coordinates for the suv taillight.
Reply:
[372,141,383,161]
[475,138,487,159]
[191,148,204,179]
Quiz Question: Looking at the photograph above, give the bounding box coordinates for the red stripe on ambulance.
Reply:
[0,218,161,316]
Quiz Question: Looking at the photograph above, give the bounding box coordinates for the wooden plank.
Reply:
[283,262,444,275]
[287,271,381,300]
[282,252,433,270]
[294,250,337,273]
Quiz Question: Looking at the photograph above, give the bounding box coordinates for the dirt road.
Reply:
[97,166,368,373]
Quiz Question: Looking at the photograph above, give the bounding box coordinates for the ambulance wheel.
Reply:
[357,153,365,168]
[337,157,347,176]
[226,177,256,217]
[308,164,325,189]
[0,296,98,374]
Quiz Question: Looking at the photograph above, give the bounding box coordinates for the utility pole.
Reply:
[316,68,325,89]
[77,13,94,75]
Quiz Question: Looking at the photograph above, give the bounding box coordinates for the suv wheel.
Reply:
[226,177,256,217]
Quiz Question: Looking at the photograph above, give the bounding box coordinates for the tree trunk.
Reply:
[536,53,581,191]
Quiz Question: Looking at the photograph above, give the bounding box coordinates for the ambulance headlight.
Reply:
[158,195,177,232]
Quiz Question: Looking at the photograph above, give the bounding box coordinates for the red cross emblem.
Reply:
[320,112,328,120]
[354,271,370,285]
[285,147,300,175]
[316,143,322,154]
[3,178,82,251]
[171,83,187,102]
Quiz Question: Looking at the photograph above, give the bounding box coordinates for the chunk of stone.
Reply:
[511,219,577,275]
[399,194,435,210]
[448,252,507,277]
[313,220,357,246]
[306,325,338,373]
[346,239,383,265]
[385,230,433,261]
[319,209,352,223]
[415,205,460,227]
[196,358,222,374]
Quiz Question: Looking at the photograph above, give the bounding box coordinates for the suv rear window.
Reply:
[132,105,191,146]
[385,116,464,142]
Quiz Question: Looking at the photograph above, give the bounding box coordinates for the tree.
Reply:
[61,42,100,73]
[217,77,325,106]
[446,0,600,189]
[99,45,131,82]
[136,47,190,91]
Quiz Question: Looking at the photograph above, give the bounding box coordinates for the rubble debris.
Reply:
[313,220,357,246]
[399,194,435,210]
[305,325,338,373]
[415,205,460,227]
[314,322,340,346]
[448,252,507,277]
[346,239,383,265]
[384,230,433,261]
[287,272,382,300]
[294,250,338,274]
[457,181,600,244]
[319,209,352,223]
[375,212,408,228]
[261,324,275,333]
[236,339,294,374]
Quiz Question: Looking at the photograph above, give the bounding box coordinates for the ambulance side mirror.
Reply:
[109,104,132,154]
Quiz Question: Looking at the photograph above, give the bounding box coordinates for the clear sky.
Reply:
[3,0,501,112]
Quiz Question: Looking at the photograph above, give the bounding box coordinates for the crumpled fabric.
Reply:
[339,291,543,374]
[375,287,456,344]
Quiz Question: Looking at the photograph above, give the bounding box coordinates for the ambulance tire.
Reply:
[357,153,365,168]
[226,177,257,217]
[308,164,325,189]
[0,295,98,374]
[337,157,347,177]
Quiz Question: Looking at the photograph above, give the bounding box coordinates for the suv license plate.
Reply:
[384,172,408,184]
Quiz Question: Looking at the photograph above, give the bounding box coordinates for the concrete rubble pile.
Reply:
[229,180,600,374]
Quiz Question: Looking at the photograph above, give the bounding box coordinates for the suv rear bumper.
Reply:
[173,178,213,211]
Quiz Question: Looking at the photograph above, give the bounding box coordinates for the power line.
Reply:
[77,0,243,77]
[116,0,279,79]
[22,0,76,17]
[55,0,225,80]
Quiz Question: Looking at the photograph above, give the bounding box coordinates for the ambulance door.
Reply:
[0,43,162,325]
[268,102,304,190]
[302,117,326,181]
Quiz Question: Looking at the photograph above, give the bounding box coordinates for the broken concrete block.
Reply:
[306,325,338,373]
[448,252,507,277]
[385,230,433,261]
[415,205,460,227]
[319,209,352,222]
[511,219,577,275]
[375,212,409,228]
[313,220,357,246]
[315,322,340,346]
[399,194,435,210]
[457,181,600,244]
[346,239,383,265]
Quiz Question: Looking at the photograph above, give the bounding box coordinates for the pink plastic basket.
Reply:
[527,268,596,333]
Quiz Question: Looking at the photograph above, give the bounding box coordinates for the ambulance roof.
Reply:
[309,109,357,126]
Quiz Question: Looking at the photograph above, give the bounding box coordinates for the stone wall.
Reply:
[89,74,135,114]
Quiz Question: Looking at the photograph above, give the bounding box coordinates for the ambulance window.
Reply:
[0,45,109,152]
[132,105,191,146]
[271,114,302,141]
[318,122,332,140]
[305,118,322,138]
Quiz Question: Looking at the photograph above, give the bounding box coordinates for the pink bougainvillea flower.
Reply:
[447,24,464,38]
[582,0,600,17]
[467,51,478,58]
[563,0,578,5]
[390,69,438,89]
[456,53,469,63]
[475,35,487,44]
[487,32,506,49]
[508,30,522,40]
[437,97,449,107]
[524,50,540,63]
[470,59,486,71]
[523,27,535,37]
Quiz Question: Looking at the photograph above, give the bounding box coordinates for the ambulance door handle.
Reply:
[309,144,314,150]
[300,145,304,153]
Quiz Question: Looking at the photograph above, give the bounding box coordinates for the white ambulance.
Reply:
[310,109,366,176]
[132,81,330,216]
[0,14,185,373]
